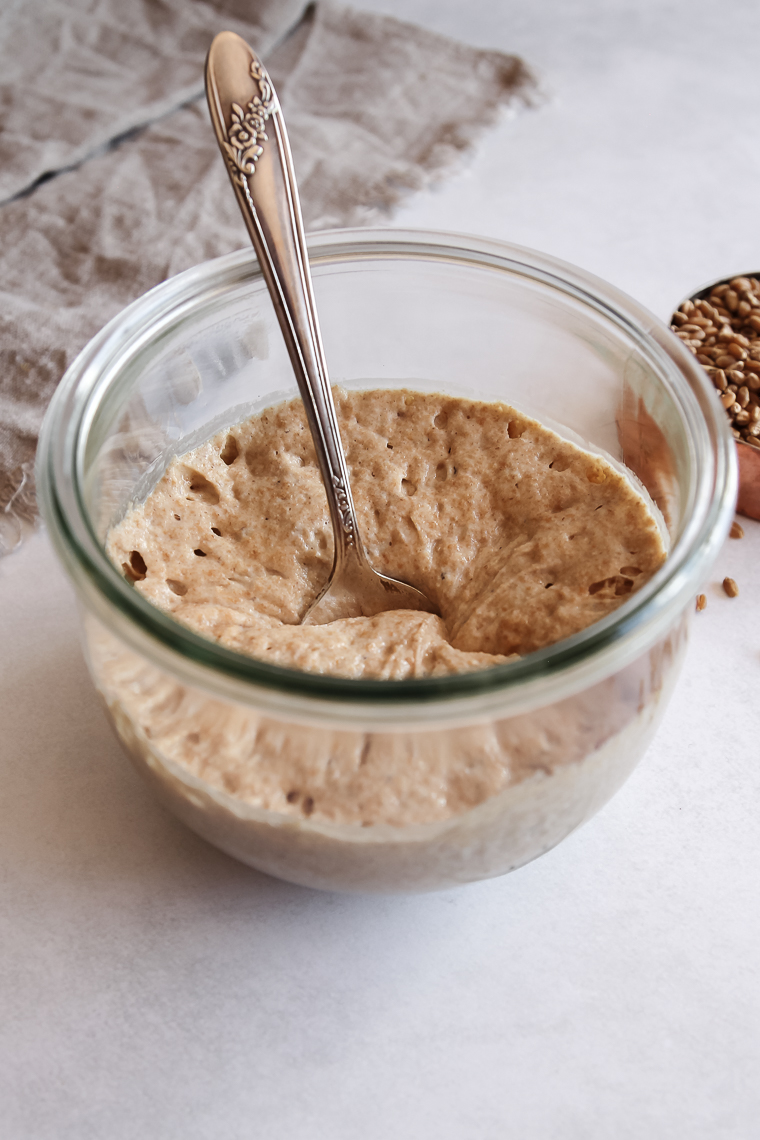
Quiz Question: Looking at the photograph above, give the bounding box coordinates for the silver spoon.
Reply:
[205,31,438,624]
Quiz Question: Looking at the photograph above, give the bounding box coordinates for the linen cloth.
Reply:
[0,0,537,554]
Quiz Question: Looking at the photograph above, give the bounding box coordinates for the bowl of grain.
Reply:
[670,273,760,520]
[37,228,736,892]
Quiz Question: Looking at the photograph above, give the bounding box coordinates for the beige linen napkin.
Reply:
[0,0,307,204]
[0,0,537,555]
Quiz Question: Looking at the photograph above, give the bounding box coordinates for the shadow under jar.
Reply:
[38,229,736,892]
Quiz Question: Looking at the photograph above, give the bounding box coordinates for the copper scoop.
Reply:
[672,274,760,520]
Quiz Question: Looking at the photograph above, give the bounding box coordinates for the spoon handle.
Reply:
[205,31,363,565]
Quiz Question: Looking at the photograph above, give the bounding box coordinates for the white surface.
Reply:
[2,1,759,1136]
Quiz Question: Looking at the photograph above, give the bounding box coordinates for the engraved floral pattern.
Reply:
[222,59,277,187]
[332,474,355,545]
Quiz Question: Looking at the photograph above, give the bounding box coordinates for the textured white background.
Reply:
[2,1,759,1136]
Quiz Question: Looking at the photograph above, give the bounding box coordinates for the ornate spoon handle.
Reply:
[206,32,436,624]
[205,31,362,566]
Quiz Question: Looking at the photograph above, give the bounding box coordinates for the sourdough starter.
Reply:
[103,388,666,827]
[109,389,665,673]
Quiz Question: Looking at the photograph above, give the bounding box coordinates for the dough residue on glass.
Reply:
[108,388,666,680]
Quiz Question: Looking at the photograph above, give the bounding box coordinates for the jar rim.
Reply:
[37,227,737,725]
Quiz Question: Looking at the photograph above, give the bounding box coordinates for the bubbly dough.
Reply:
[102,388,668,828]
[108,388,666,679]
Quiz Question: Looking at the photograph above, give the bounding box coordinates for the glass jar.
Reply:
[38,229,736,892]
